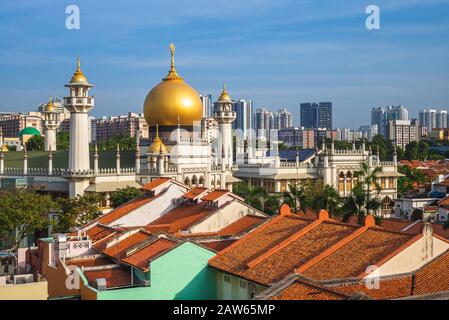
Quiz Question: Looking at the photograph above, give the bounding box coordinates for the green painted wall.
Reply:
[94,242,217,300]
[215,271,267,300]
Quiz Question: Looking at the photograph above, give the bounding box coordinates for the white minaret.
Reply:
[213,84,236,168]
[64,57,94,172]
[42,97,60,151]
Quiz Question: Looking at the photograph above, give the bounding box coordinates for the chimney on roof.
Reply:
[422,222,434,261]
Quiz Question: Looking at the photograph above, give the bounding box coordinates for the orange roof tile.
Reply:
[146,202,217,233]
[97,230,153,260]
[141,177,172,191]
[269,279,349,300]
[85,224,118,243]
[217,215,267,236]
[88,196,154,227]
[66,256,114,268]
[184,187,209,200]
[121,238,177,271]
[201,189,230,201]
[301,228,414,281]
[83,267,133,289]
[209,215,316,285]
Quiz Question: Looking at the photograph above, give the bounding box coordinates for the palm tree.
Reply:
[264,193,281,216]
[282,184,307,213]
[234,182,266,211]
[353,162,382,215]
[313,185,342,216]
[340,183,380,224]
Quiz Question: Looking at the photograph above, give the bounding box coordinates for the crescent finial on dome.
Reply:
[164,43,183,81]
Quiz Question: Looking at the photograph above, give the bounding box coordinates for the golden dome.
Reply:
[1,144,8,152]
[148,124,168,154]
[46,97,55,112]
[143,43,202,126]
[218,83,232,102]
[70,57,88,83]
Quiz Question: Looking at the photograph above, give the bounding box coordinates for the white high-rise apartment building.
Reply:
[274,108,292,130]
[200,94,213,117]
[254,108,274,138]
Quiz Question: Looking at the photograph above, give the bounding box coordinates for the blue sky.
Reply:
[0,0,448,128]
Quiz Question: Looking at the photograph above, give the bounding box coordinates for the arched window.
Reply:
[199,176,205,186]
[346,171,352,192]
[338,172,345,193]
[192,175,198,186]
[184,177,191,186]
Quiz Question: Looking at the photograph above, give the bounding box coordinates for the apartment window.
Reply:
[239,280,247,289]
[224,275,231,283]
[248,283,258,299]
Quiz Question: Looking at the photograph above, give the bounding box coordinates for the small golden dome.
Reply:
[148,124,168,154]
[143,43,202,127]
[1,144,9,152]
[46,97,55,112]
[218,83,232,102]
[70,57,88,83]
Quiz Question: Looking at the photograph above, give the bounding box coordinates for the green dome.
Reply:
[19,127,41,137]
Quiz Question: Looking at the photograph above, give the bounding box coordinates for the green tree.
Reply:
[96,135,137,151]
[282,183,307,213]
[25,135,44,151]
[0,190,57,251]
[110,187,143,208]
[264,194,281,216]
[56,131,70,151]
[55,193,102,232]
[233,182,266,211]
[312,184,342,216]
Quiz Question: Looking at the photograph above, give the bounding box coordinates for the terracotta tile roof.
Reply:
[146,202,217,233]
[209,215,315,284]
[217,215,267,236]
[91,196,154,226]
[402,221,449,239]
[301,228,415,281]
[184,187,209,200]
[201,189,230,201]
[377,219,414,233]
[328,250,449,299]
[121,238,178,271]
[235,221,359,285]
[96,230,153,260]
[329,276,413,299]
[141,177,171,191]
[200,240,237,252]
[85,224,118,243]
[66,256,114,268]
[413,249,449,295]
[269,279,349,300]
[83,266,133,289]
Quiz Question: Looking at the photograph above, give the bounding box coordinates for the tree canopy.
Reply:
[0,190,57,251]
[110,187,143,208]
[25,135,45,151]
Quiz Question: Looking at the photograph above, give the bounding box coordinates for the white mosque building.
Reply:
[0,43,403,216]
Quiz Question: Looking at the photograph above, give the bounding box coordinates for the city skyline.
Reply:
[1,1,449,128]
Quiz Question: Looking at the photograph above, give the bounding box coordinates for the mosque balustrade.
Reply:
[279,162,314,168]
[63,97,94,108]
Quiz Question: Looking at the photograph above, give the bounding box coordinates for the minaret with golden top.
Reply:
[213,83,236,169]
[42,97,59,151]
[64,57,95,197]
